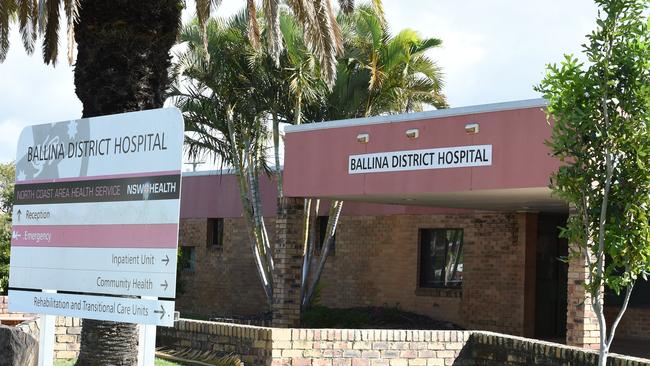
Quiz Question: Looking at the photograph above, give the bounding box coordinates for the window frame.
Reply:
[208,218,224,249]
[179,246,197,273]
[417,228,464,290]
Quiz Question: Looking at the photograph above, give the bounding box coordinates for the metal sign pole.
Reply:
[38,290,56,366]
[138,296,158,366]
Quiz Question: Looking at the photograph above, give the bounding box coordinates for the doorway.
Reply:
[534,213,568,340]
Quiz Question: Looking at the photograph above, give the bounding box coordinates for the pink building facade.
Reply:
[177,99,649,349]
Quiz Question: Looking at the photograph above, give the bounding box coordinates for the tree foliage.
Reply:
[536,0,649,363]
[305,4,446,121]
[0,0,346,85]
[172,4,447,310]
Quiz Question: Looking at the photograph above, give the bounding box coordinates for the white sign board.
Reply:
[348,144,492,174]
[9,108,183,326]
[8,290,174,326]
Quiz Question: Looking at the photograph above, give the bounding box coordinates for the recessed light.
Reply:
[356,133,369,143]
[465,123,479,134]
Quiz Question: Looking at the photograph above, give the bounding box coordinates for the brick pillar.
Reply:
[272,197,304,328]
[566,246,601,349]
[519,212,538,338]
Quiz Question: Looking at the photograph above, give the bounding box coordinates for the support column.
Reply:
[272,197,304,328]
[566,246,600,349]
[520,212,538,338]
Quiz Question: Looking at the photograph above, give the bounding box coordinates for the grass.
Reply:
[54,358,190,366]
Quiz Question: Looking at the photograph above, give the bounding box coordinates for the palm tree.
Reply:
[308,4,447,121]
[1,0,347,364]
[173,12,280,302]
[173,3,447,314]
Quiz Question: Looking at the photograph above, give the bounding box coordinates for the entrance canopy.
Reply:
[283,99,567,212]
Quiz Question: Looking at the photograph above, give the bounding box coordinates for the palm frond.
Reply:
[286,0,341,87]
[17,0,35,55]
[371,0,385,28]
[412,37,442,54]
[263,0,282,65]
[0,0,17,62]
[338,0,353,14]
[42,0,59,65]
[246,0,261,50]
[63,0,78,65]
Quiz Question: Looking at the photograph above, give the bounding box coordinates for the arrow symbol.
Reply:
[153,304,166,319]
[11,231,21,240]
[161,254,170,266]
[16,209,21,222]
[160,280,168,291]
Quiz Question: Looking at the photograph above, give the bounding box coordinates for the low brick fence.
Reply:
[469,332,649,366]
[158,319,650,366]
[4,294,650,365]
[157,319,273,365]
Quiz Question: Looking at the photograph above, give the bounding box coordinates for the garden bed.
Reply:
[301,306,463,330]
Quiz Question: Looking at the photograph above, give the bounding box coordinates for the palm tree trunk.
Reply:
[74,0,181,117]
[73,1,181,365]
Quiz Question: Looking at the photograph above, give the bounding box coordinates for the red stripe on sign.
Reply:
[15,170,181,185]
[10,224,178,248]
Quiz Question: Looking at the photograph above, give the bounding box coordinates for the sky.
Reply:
[0,0,598,164]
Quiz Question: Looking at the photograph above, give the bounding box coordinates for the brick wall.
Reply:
[176,212,647,341]
[273,198,305,327]
[157,319,272,366]
[566,249,600,349]
[157,319,470,366]
[177,213,528,336]
[306,213,527,335]
[53,317,82,359]
[176,218,271,317]
[605,307,650,340]
[158,320,650,366]
[469,331,648,366]
[269,328,470,366]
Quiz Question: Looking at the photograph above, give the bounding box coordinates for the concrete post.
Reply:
[272,197,304,328]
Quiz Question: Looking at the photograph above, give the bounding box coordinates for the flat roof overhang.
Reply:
[283,99,568,212]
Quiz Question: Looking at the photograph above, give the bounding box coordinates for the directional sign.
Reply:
[8,108,183,325]
[8,290,175,326]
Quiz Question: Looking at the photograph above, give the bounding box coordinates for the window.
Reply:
[316,216,336,256]
[605,277,650,307]
[179,246,196,272]
[604,256,650,307]
[419,229,463,288]
[208,218,223,248]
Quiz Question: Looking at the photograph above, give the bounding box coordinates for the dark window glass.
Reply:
[604,255,650,307]
[419,229,463,288]
[605,278,650,307]
[179,246,196,272]
[208,218,223,248]
[317,216,335,256]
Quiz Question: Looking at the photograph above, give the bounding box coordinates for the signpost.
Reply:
[8,108,184,365]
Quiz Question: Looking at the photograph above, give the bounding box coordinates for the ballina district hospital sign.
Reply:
[8,108,183,326]
[348,144,492,174]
